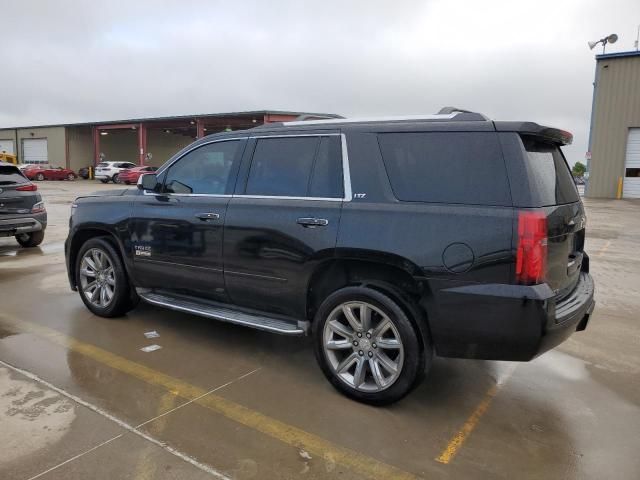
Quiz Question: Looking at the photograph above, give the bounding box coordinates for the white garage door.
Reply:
[22,138,48,164]
[0,139,14,154]
[623,128,640,199]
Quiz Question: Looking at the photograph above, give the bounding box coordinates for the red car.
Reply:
[118,166,158,185]
[25,165,77,181]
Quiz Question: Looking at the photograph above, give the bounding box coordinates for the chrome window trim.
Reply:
[238,132,352,202]
[143,133,353,202]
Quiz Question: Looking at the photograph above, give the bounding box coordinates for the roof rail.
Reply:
[437,106,489,121]
[293,113,345,121]
[280,110,489,126]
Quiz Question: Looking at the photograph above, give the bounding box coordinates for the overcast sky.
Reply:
[1,0,639,165]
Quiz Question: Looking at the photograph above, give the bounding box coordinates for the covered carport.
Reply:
[89,111,334,169]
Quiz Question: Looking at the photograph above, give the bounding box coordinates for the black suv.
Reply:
[65,109,595,404]
[0,163,46,247]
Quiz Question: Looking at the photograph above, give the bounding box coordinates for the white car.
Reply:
[94,161,137,184]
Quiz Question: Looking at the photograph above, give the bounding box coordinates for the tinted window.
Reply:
[246,137,318,196]
[0,165,28,184]
[163,140,240,194]
[309,136,343,198]
[520,136,579,206]
[97,162,108,167]
[378,132,511,205]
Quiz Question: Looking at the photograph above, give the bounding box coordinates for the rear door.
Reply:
[516,135,584,298]
[130,138,246,301]
[223,133,346,318]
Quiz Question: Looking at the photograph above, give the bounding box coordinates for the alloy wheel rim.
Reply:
[79,248,116,308]
[323,301,404,392]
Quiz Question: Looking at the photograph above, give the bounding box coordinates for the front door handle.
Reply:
[297,217,329,227]
[195,212,220,221]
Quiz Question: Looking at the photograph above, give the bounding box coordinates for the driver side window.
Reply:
[163,140,240,194]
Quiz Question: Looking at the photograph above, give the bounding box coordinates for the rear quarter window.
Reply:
[519,136,579,206]
[377,132,511,206]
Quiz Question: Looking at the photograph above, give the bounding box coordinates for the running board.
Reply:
[137,290,308,336]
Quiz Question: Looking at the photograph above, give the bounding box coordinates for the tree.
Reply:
[572,161,586,177]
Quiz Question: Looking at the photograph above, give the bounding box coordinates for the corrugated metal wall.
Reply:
[588,54,640,198]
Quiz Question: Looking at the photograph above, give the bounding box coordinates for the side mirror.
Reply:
[138,173,158,191]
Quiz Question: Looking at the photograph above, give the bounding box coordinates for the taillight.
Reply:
[515,210,548,285]
[31,201,46,214]
[16,183,37,191]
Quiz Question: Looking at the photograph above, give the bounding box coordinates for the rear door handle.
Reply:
[195,212,220,221]
[297,217,329,227]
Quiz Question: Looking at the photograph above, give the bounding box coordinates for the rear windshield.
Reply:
[520,136,579,206]
[377,132,511,206]
[0,165,28,185]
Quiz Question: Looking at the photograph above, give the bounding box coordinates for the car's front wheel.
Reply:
[76,237,136,317]
[313,286,427,405]
[35,173,45,181]
[16,230,45,248]
[67,173,76,180]
[112,174,120,184]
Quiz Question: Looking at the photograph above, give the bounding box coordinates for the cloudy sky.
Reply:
[1,0,639,165]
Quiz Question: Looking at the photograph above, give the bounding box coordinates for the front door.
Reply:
[223,134,346,318]
[130,138,246,301]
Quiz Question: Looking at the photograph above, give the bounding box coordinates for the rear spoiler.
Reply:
[494,121,573,146]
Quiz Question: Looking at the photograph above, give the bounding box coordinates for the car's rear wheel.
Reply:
[100,179,108,184]
[67,173,76,180]
[112,174,120,184]
[35,173,45,181]
[76,237,136,317]
[15,230,45,248]
[313,286,426,405]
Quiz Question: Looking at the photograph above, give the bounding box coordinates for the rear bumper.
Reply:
[428,272,595,361]
[0,213,47,237]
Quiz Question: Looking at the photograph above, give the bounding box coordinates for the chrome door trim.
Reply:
[143,133,353,202]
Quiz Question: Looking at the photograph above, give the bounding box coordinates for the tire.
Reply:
[15,230,45,248]
[100,179,108,184]
[35,173,45,181]
[313,286,427,405]
[75,237,136,317]
[112,174,120,184]
[67,173,76,181]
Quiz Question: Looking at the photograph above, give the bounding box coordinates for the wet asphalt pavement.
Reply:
[1,181,639,480]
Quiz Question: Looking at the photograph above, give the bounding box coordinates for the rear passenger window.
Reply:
[246,136,343,198]
[378,132,511,206]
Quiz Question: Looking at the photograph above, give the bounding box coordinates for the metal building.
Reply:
[0,110,338,171]
[587,50,640,198]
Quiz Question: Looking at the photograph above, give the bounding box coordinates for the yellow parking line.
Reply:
[435,364,516,464]
[596,240,611,257]
[1,316,419,480]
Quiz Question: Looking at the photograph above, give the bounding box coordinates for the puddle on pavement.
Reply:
[0,366,76,464]
[0,241,64,257]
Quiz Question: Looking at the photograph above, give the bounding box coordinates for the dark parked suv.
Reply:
[0,163,46,247]
[65,109,595,404]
